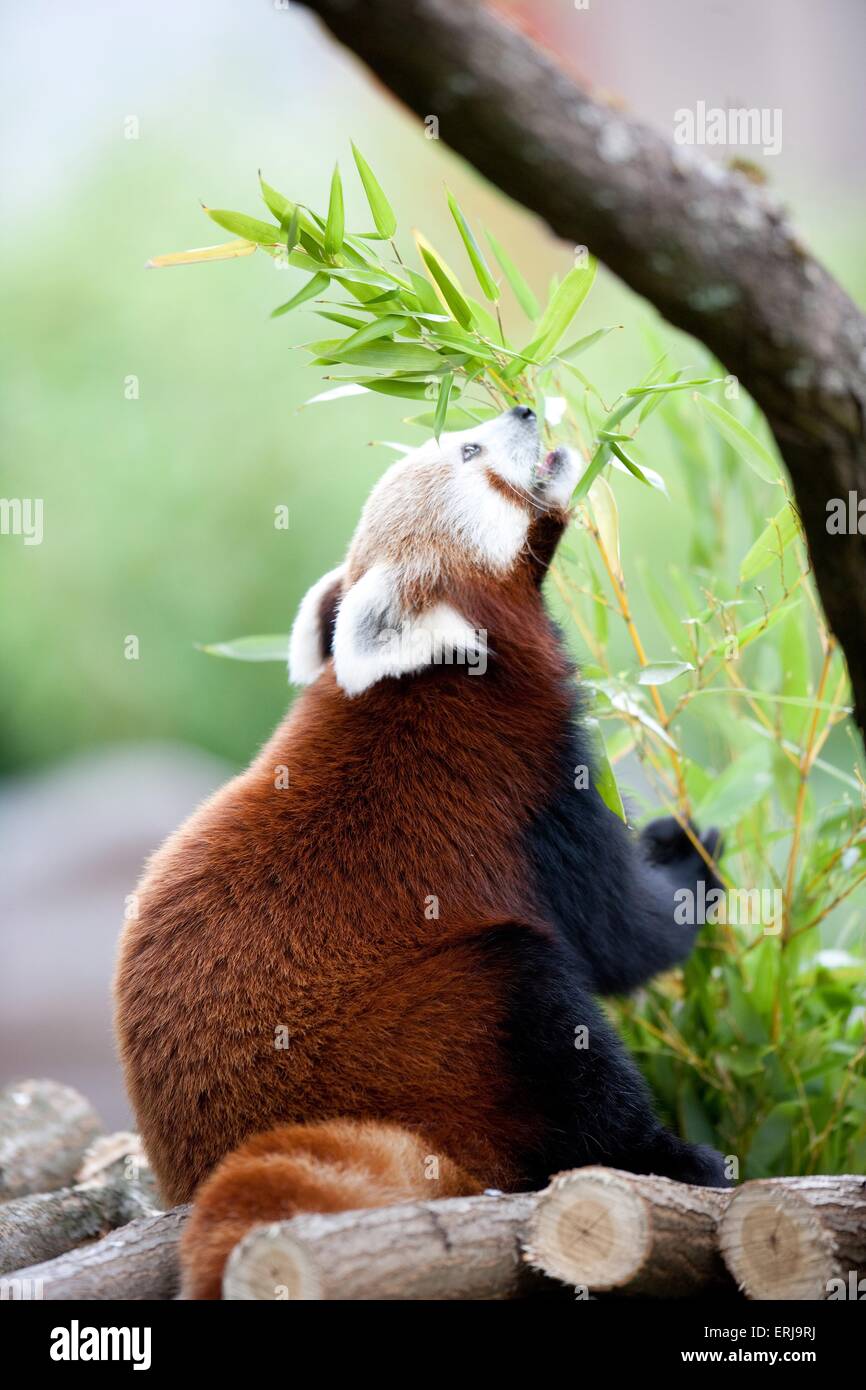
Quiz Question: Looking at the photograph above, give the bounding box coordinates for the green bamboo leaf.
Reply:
[350,144,397,239]
[408,405,493,430]
[258,175,290,221]
[423,326,501,365]
[587,558,608,646]
[313,310,369,330]
[358,377,443,400]
[532,258,597,355]
[679,1082,718,1149]
[282,253,400,292]
[705,599,801,659]
[626,375,722,397]
[589,680,678,749]
[147,240,257,269]
[747,1102,800,1176]
[324,165,345,256]
[485,229,540,319]
[402,267,443,315]
[639,564,691,659]
[589,475,621,578]
[586,717,626,822]
[557,326,619,362]
[779,602,811,742]
[258,177,321,245]
[303,383,369,405]
[328,313,407,354]
[739,502,802,582]
[571,357,671,500]
[204,207,283,245]
[307,339,444,372]
[694,743,774,827]
[414,232,474,329]
[446,191,499,301]
[271,272,330,318]
[282,205,301,254]
[433,372,454,440]
[198,634,289,662]
[465,296,504,345]
[695,396,781,484]
[639,368,684,421]
[636,661,695,686]
[503,258,597,378]
[607,440,660,491]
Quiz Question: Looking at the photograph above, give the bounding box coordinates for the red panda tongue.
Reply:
[536,450,559,479]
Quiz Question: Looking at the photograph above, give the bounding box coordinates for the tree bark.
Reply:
[0,1079,101,1200]
[524,1166,735,1297]
[294,0,866,742]
[1,1206,190,1301]
[222,1191,545,1300]
[719,1175,866,1300]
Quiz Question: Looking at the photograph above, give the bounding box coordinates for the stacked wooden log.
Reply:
[1,1080,864,1300]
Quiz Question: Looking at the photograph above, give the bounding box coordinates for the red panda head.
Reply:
[289,407,579,696]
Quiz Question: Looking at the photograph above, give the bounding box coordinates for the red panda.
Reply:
[114,406,726,1300]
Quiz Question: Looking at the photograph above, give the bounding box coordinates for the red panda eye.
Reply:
[461,443,482,462]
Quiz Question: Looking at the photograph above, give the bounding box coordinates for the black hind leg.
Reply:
[483,926,729,1189]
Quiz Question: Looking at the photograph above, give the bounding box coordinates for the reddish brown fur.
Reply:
[115,517,573,1297]
[179,1118,482,1299]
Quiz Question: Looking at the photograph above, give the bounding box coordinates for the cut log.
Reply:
[0,1133,159,1274]
[0,1185,135,1275]
[223,1192,545,1300]
[0,1079,101,1199]
[720,1176,866,1300]
[524,1166,734,1297]
[0,1206,190,1301]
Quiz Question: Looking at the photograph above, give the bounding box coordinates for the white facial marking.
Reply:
[444,463,529,570]
[435,409,540,569]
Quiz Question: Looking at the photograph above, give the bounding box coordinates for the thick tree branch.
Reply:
[295,0,866,741]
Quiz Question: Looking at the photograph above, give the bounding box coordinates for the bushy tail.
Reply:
[179,1117,483,1299]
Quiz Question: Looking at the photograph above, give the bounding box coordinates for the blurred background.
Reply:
[2,0,864,1127]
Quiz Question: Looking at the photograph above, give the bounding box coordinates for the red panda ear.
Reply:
[332,562,487,697]
[288,564,346,685]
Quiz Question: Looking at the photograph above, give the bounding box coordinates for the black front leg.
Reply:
[526,725,723,996]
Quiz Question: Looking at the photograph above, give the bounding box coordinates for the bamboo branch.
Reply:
[294,0,866,746]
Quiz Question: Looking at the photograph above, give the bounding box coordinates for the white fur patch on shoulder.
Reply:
[288,564,346,685]
[333,562,487,697]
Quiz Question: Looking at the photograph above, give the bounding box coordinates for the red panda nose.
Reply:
[511,405,536,423]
